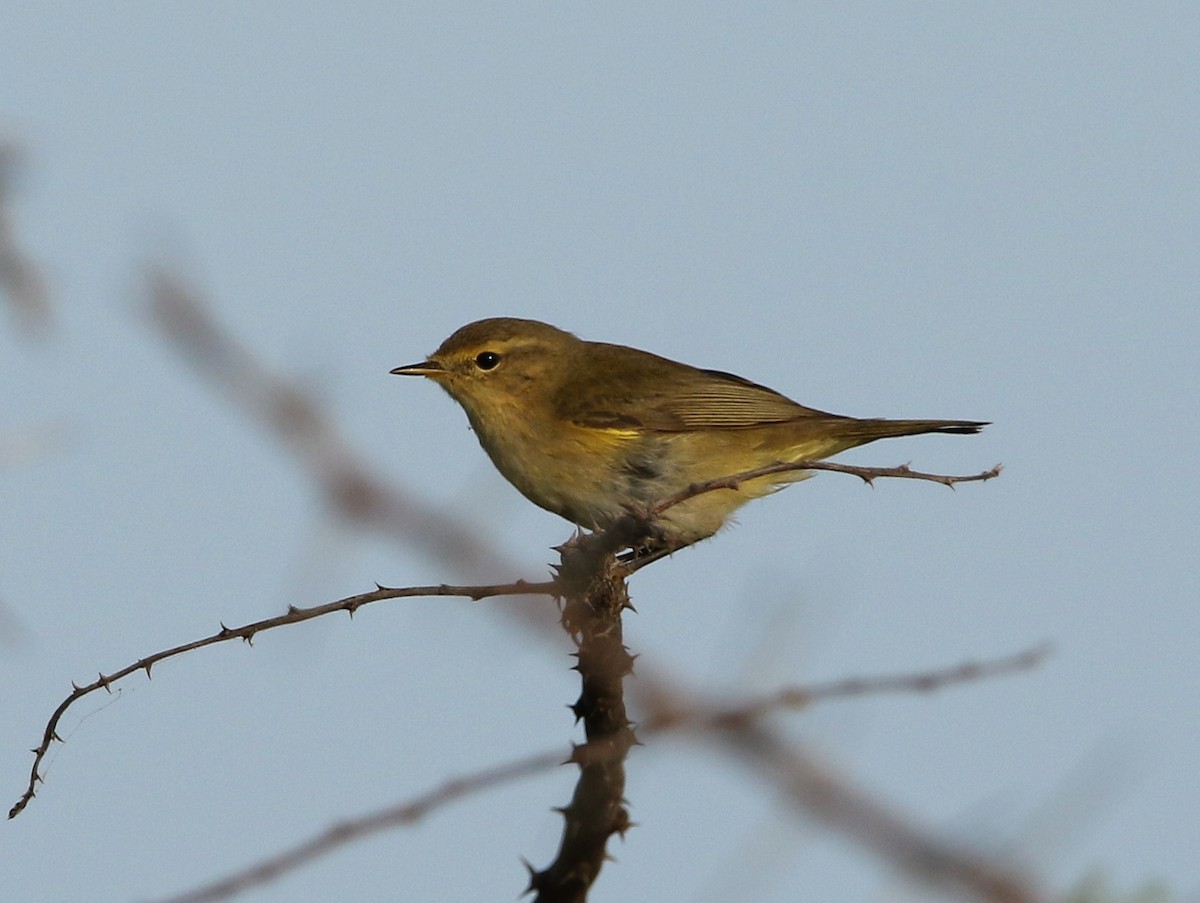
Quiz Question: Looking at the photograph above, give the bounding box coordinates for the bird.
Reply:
[393,317,985,554]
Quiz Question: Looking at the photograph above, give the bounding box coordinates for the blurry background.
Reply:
[2,5,1197,901]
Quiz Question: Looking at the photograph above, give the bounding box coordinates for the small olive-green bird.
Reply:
[393,318,985,552]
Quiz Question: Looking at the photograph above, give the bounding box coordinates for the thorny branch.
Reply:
[527,522,642,903]
[7,445,1016,892]
[7,580,555,820]
[610,460,1003,572]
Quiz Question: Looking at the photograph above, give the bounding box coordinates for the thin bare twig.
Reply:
[602,459,1003,573]
[8,579,555,820]
[653,459,1004,518]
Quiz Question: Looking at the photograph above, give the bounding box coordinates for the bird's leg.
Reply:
[613,507,694,570]
[617,541,675,568]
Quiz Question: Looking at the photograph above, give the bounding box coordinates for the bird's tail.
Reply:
[833,417,988,445]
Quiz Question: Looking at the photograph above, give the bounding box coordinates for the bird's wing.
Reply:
[556,343,841,432]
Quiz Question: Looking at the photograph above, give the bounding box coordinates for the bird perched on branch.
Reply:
[394,318,985,554]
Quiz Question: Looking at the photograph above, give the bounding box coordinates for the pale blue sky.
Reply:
[2,5,1197,902]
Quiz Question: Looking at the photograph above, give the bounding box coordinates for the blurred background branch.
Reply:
[146,640,1050,903]
[0,141,51,338]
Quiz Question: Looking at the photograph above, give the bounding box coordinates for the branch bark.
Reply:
[527,523,642,902]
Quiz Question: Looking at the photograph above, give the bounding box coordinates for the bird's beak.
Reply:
[390,360,446,377]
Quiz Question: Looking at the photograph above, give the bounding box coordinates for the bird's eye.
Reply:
[474,351,502,371]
